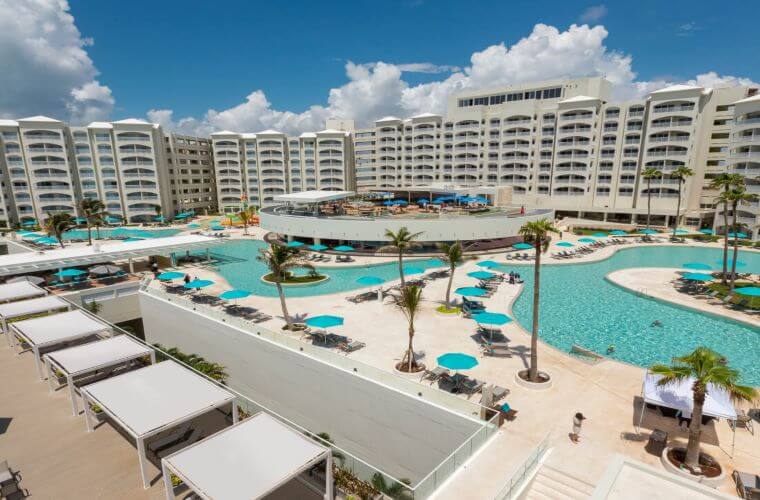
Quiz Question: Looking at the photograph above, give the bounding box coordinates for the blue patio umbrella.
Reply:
[382,200,395,206]
[157,271,185,280]
[471,312,512,326]
[471,196,489,204]
[639,229,659,235]
[309,244,329,251]
[610,230,627,236]
[286,241,305,248]
[476,260,500,268]
[333,245,354,252]
[699,228,715,235]
[183,279,214,289]
[578,237,596,243]
[210,225,225,231]
[219,289,251,300]
[468,270,496,280]
[715,259,746,269]
[556,242,574,248]
[727,232,748,239]
[417,199,429,205]
[305,315,344,329]
[356,276,385,286]
[432,197,448,204]
[35,237,59,245]
[513,243,533,250]
[734,287,760,297]
[55,268,85,278]
[592,232,609,238]
[403,266,425,276]
[674,229,690,235]
[437,353,478,371]
[174,213,190,220]
[21,220,37,227]
[393,199,408,206]
[683,262,712,271]
[455,286,488,297]
[681,273,713,282]
[187,223,200,229]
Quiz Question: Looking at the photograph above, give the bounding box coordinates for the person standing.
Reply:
[183,274,191,285]
[571,412,586,443]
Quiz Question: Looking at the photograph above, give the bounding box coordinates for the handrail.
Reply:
[493,431,552,499]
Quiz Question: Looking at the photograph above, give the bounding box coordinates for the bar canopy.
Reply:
[0,281,46,303]
[162,412,331,500]
[273,190,354,204]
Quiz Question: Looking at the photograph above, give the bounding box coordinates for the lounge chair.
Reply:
[421,366,450,383]
[0,460,26,499]
[491,402,518,422]
[490,385,509,401]
[733,470,760,499]
[482,343,511,357]
[339,339,366,353]
[732,410,755,435]
[458,377,485,396]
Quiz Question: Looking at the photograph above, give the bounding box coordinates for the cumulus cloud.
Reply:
[0,0,114,123]
[395,62,461,74]
[579,5,608,23]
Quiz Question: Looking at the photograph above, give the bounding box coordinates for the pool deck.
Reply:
[155,232,760,497]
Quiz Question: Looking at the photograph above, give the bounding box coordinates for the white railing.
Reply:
[493,432,552,499]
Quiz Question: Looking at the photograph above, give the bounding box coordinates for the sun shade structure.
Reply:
[471,312,512,326]
[219,290,251,300]
[285,241,304,248]
[437,353,478,371]
[512,243,533,250]
[681,273,713,282]
[556,242,574,248]
[610,230,628,236]
[44,335,155,415]
[305,315,344,329]
[0,281,46,303]
[467,270,496,280]
[637,372,738,456]
[476,260,500,268]
[161,412,332,500]
[89,264,122,276]
[0,295,70,347]
[11,309,112,379]
[6,275,45,285]
[734,287,760,297]
[81,361,236,489]
[55,268,86,278]
[455,286,488,297]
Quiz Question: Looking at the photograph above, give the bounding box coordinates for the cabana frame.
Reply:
[0,295,70,347]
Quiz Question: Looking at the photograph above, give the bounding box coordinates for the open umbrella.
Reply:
[513,243,533,250]
[471,311,512,326]
[157,271,185,281]
[89,265,122,276]
[727,232,748,239]
[610,230,628,236]
[309,244,329,251]
[437,353,478,371]
[305,315,344,329]
[699,228,715,235]
[183,279,214,289]
[578,237,596,243]
[286,241,305,248]
[734,287,760,297]
[468,270,496,280]
[639,229,659,235]
[333,245,354,252]
[187,223,200,229]
[356,276,385,286]
[219,289,251,300]
[592,232,609,238]
[7,275,45,285]
[682,262,711,271]
[476,260,500,269]
[55,268,85,278]
[417,199,429,205]
[681,273,713,282]
[556,242,574,248]
[455,286,488,297]
[210,225,225,231]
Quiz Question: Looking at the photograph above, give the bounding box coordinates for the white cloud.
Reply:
[0,0,114,123]
[579,5,608,23]
[677,21,700,37]
[395,62,461,74]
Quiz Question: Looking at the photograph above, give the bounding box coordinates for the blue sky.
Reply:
[0,1,757,134]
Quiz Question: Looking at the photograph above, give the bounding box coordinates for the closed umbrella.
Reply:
[183,279,214,289]
[89,265,122,276]
[455,287,488,297]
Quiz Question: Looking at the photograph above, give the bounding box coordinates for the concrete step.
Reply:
[522,464,595,500]
[537,465,595,495]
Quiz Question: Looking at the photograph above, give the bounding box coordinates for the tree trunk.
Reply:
[86,221,92,246]
[685,389,705,469]
[445,266,454,306]
[407,322,415,372]
[673,180,683,237]
[398,250,405,286]
[646,179,652,229]
[529,243,541,382]
[721,196,729,284]
[275,281,292,328]
[729,202,739,292]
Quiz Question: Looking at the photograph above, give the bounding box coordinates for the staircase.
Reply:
[522,464,596,500]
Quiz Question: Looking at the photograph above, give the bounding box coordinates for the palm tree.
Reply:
[651,348,757,470]
[710,174,745,283]
[44,212,75,249]
[518,219,559,382]
[238,209,253,235]
[725,187,758,292]
[437,241,463,307]
[670,166,694,237]
[390,284,423,373]
[641,167,662,229]
[153,205,163,224]
[80,198,105,246]
[379,227,423,286]
[257,243,313,330]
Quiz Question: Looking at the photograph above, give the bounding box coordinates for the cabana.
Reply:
[161,412,332,500]
[11,309,113,379]
[44,335,155,415]
[81,361,236,488]
[637,372,738,456]
[0,295,70,347]
[0,281,47,304]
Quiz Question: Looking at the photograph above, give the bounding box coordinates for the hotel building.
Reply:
[0,117,214,226]
[352,77,759,233]
[211,128,355,213]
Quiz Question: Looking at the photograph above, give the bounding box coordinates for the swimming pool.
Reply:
[204,239,445,298]
[503,246,760,385]
[62,228,182,241]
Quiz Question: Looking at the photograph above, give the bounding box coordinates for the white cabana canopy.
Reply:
[12,309,112,379]
[0,281,46,303]
[273,190,354,204]
[162,412,332,500]
[44,335,155,415]
[81,361,236,488]
[0,295,69,347]
[642,372,737,420]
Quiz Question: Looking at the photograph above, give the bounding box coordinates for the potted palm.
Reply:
[390,284,425,374]
[436,241,463,315]
[257,243,313,330]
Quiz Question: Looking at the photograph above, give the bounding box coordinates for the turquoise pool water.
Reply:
[62,228,182,240]
[503,246,760,386]
[206,240,760,385]
[204,240,445,298]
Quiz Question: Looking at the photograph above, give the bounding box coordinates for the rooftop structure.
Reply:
[0,281,47,303]
[272,189,355,204]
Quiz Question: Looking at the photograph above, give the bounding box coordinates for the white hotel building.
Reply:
[211,128,355,213]
[352,77,759,234]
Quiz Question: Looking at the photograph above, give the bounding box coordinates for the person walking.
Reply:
[571,412,586,443]
[183,274,191,285]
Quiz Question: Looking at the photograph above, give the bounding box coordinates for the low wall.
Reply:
[61,281,142,323]
[139,291,483,483]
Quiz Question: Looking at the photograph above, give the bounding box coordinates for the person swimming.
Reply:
[606,344,616,354]
[651,320,662,328]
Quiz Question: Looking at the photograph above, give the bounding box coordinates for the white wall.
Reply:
[139,291,482,483]
[63,281,142,323]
